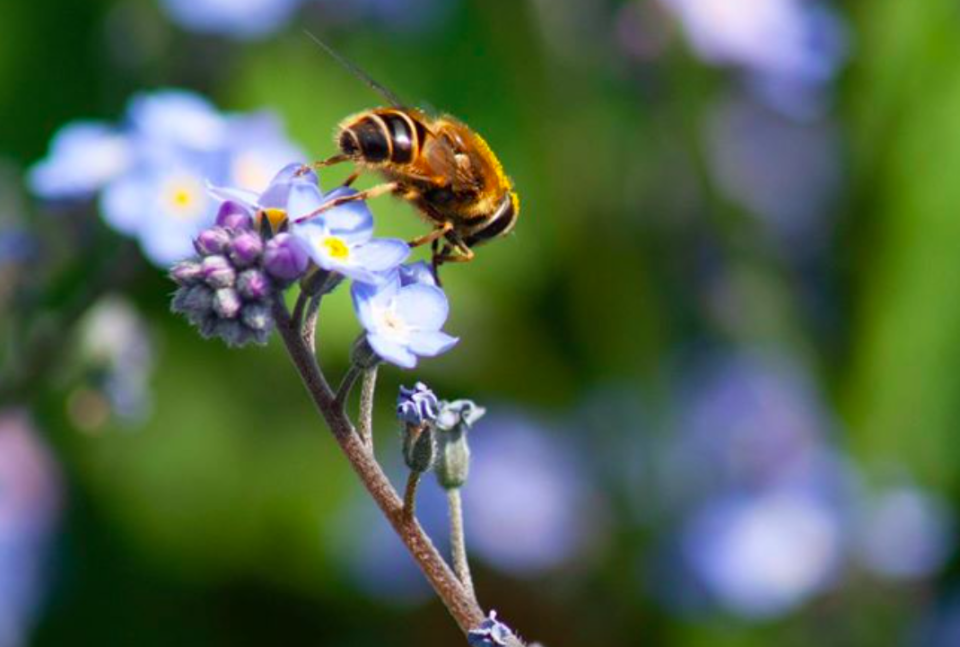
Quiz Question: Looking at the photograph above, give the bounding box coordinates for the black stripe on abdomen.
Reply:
[380,111,416,163]
[464,193,517,247]
[350,116,390,162]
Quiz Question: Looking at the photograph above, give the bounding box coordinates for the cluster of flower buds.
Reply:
[169,202,308,347]
[396,383,486,490]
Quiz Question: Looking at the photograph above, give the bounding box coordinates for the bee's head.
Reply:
[464,192,519,248]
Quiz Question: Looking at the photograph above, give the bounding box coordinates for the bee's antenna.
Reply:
[303,29,405,108]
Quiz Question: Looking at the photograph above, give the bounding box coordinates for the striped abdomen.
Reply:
[338,109,426,165]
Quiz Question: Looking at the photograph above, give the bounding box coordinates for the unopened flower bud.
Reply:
[397,382,439,427]
[194,227,232,256]
[170,260,203,286]
[213,288,242,319]
[236,269,270,300]
[436,427,470,490]
[403,424,436,473]
[215,319,249,347]
[351,336,382,369]
[229,232,263,268]
[241,303,272,332]
[216,201,254,231]
[171,284,214,318]
[264,233,309,281]
[201,255,235,288]
[434,399,486,490]
[468,611,520,647]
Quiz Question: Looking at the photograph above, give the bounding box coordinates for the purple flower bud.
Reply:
[194,227,232,256]
[171,284,214,316]
[397,382,440,426]
[170,260,203,286]
[213,288,242,319]
[236,269,271,300]
[201,255,235,289]
[229,232,263,268]
[263,233,309,281]
[215,320,249,347]
[215,201,254,231]
[241,303,272,332]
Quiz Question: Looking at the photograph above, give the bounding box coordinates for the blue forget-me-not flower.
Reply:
[351,267,458,369]
[29,89,303,267]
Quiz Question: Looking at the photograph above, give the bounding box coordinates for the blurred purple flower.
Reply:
[77,296,154,424]
[0,411,62,647]
[682,486,844,618]
[659,0,847,117]
[703,92,842,253]
[463,412,599,576]
[27,122,133,199]
[29,89,304,267]
[351,270,457,369]
[665,350,831,499]
[856,484,954,581]
[159,0,302,39]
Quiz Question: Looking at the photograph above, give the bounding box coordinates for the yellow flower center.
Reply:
[260,208,287,230]
[163,175,205,220]
[323,237,350,259]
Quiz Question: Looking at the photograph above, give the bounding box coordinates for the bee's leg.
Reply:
[433,237,475,266]
[407,221,453,248]
[342,168,362,188]
[293,182,400,224]
[298,154,351,175]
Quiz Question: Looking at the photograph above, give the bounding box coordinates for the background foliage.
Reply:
[3,0,960,646]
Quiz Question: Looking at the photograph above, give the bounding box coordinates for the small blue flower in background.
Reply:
[289,186,409,285]
[397,382,439,427]
[463,412,599,576]
[856,484,955,581]
[29,89,304,267]
[351,267,458,369]
[159,0,303,40]
[0,411,62,647]
[468,611,519,647]
[398,260,438,287]
[682,486,844,618]
[27,122,133,199]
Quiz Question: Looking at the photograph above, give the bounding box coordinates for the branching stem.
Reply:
[358,366,378,447]
[270,295,485,635]
[403,471,422,522]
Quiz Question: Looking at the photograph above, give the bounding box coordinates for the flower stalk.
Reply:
[270,294,487,635]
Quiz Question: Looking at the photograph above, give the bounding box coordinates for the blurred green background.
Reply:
[3,0,960,646]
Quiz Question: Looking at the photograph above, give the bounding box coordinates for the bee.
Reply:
[296,33,519,274]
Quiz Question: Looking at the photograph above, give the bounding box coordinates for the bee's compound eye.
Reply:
[339,131,360,157]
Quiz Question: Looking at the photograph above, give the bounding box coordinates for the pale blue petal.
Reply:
[100,174,150,235]
[352,239,410,273]
[398,261,438,287]
[28,121,132,199]
[285,182,326,223]
[207,182,259,209]
[367,333,418,369]
[322,188,375,243]
[320,258,379,285]
[127,90,226,152]
[351,275,400,330]
[406,331,458,357]
[395,284,449,331]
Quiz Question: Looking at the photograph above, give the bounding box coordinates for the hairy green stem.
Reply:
[447,488,477,605]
